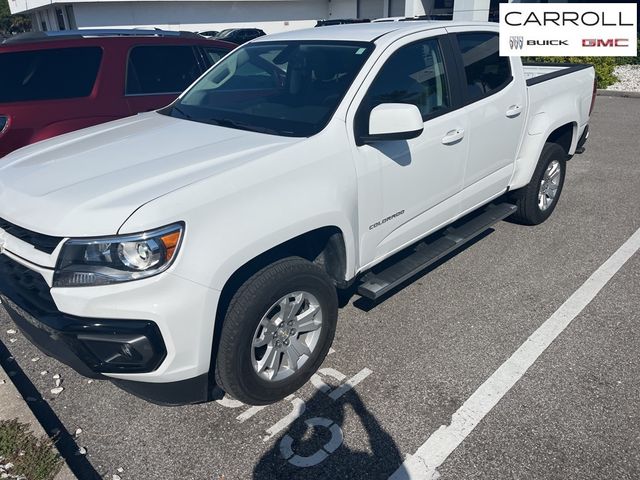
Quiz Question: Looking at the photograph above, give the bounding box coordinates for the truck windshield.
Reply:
[163,41,374,137]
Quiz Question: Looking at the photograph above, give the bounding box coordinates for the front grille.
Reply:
[0,254,57,315]
[0,217,62,254]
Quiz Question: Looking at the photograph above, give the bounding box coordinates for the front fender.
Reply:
[119,123,359,292]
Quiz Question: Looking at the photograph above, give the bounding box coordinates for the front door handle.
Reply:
[506,104,523,118]
[441,128,465,145]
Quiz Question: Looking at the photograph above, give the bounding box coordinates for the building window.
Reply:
[65,5,77,30]
[35,11,48,32]
[431,0,454,20]
[434,0,454,8]
[55,8,66,30]
[489,0,509,22]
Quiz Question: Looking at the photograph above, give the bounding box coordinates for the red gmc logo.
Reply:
[582,38,629,47]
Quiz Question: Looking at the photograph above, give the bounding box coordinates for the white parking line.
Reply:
[329,368,372,401]
[263,395,306,442]
[311,368,347,393]
[237,405,267,423]
[390,227,640,480]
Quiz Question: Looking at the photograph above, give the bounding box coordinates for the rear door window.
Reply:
[455,32,512,101]
[0,47,102,103]
[126,45,202,95]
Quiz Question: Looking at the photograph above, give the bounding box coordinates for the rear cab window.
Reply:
[0,47,102,102]
[455,32,512,101]
[126,45,203,95]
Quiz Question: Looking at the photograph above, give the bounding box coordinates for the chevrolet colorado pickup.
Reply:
[0,22,595,406]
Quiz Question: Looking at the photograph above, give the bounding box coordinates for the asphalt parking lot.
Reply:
[1,95,639,480]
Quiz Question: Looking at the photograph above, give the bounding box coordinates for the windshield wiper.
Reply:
[172,105,193,120]
[208,117,280,136]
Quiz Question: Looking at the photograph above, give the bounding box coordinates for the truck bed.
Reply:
[523,62,593,86]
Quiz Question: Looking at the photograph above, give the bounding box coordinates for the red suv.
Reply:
[0,30,235,157]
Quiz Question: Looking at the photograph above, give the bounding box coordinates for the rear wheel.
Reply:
[215,257,338,405]
[509,142,567,225]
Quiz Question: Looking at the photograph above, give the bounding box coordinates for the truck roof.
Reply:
[254,21,498,43]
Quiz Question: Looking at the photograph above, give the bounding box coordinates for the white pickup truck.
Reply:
[0,22,595,406]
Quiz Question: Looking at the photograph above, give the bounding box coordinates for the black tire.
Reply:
[215,257,338,405]
[509,142,567,225]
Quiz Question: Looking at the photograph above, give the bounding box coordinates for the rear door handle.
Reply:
[506,104,523,118]
[441,128,465,145]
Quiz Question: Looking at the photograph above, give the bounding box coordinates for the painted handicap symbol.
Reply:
[279,417,344,467]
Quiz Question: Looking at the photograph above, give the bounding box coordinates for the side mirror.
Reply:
[361,103,424,144]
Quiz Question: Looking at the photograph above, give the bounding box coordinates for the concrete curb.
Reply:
[0,363,77,480]
[597,89,640,98]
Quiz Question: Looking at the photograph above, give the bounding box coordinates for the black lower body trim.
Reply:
[2,296,104,379]
[576,125,589,153]
[112,373,212,406]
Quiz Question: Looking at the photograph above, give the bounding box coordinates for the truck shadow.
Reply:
[252,388,402,480]
[374,140,412,167]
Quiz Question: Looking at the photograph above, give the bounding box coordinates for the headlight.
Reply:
[53,224,183,288]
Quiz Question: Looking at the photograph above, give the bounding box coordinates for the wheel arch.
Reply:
[209,226,348,380]
[546,121,577,157]
[510,119,577,190]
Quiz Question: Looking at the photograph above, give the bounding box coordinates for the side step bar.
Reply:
[357,202,517,301]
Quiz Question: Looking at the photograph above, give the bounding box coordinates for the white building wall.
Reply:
[10,0,500,33]
[10,0,334,33]
[405,0,428,16]
[328,0,357,18]
[453,0,491,21]
[69,0,328,33]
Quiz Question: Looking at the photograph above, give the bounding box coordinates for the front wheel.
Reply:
[215,257,338,405]
[509,142,567,225]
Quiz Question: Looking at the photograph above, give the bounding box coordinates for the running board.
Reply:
[357,203,517,301]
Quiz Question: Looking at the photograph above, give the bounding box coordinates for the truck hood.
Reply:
[0,112,301,237]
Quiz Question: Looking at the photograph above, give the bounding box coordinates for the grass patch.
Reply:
[0,419,62,480]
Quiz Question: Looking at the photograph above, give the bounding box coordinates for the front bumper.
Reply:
[0,252,213,405]
[0,295,166,377]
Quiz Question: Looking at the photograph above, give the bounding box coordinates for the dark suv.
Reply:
[215,28,265,45]
[0,29,235,157]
